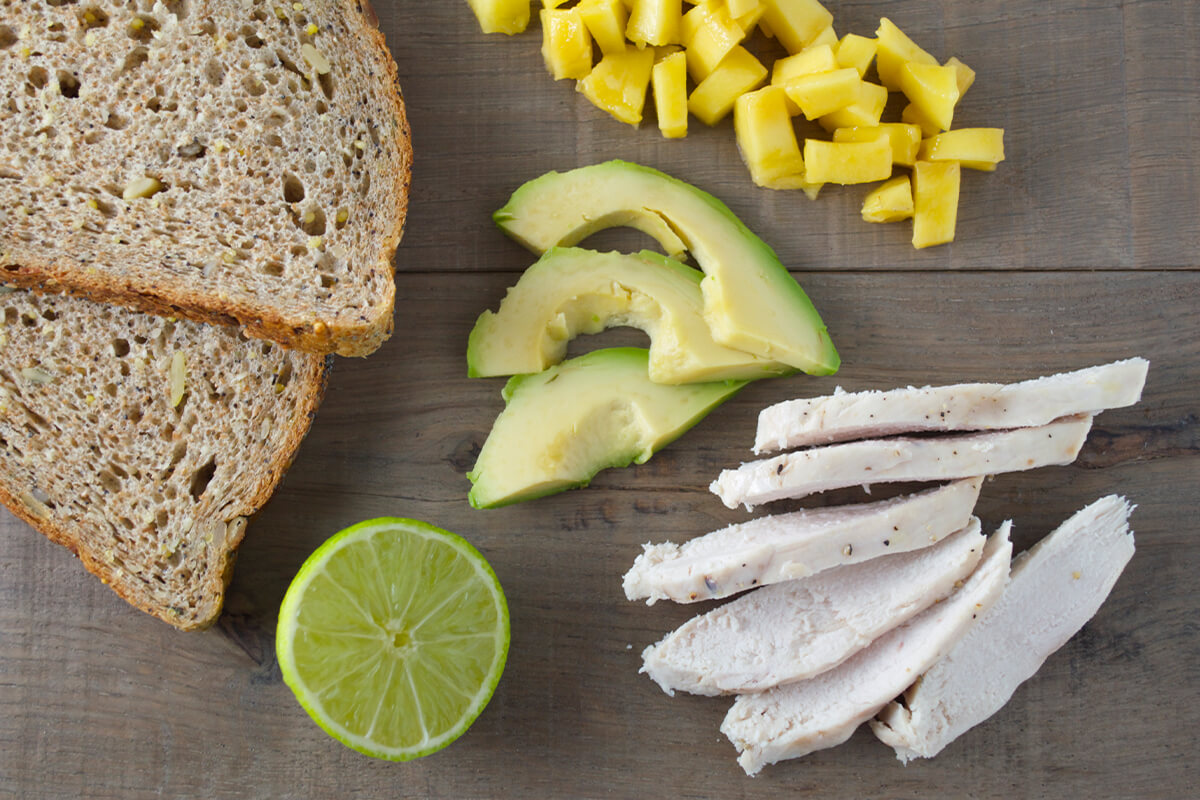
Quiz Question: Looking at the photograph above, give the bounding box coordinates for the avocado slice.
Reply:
[467,348,745,509]
[493,161,840,375]
[467,247,794,384]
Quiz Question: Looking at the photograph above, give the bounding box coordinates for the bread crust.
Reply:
[0,0,413,358]
[0,352,332,631]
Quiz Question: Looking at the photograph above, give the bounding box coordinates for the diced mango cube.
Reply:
[875,17,937,90]
[835,33,877,77]
[945,56,976,96]
[834,123,922,166]
[680,1,746,82]
[540,9,594,81]
[578,0,630,56]
[899,62,959,132]
[761,0,834,54]
[901,102,941,137]
[726,0,761,18]
[577,44,656,126]
[817,80,887,132]
[734,4,767,35]
[466,0,531,35]
[911,160,961,248]
[688,45,768,125]
[542,0,568,7]
[808,24,838,49]
[627,0,682,47]
[652,50,688,138]
[734,86,806,188]
[771,43,836,113]
[862,175,914,223]
[771,44,838,86]
[919,128,1006,171]
[783,67,860,120]
[803,137,892,185]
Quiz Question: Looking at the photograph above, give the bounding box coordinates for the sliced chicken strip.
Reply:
[624,478,982,605]
[721,523,1012,776]
[754,358,1147,454]
[870,496,1135,762]
[712,415,1093,511]
[642,519,986,697]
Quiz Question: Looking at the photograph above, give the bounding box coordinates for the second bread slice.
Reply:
[0,289,328,630]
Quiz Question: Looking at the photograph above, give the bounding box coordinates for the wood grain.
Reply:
[3,2,1199,798]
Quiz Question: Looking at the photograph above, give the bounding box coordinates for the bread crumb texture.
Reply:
[0,0,410,355]
[0,289,327,629]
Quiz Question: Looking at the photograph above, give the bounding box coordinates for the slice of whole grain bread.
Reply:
[0,289,328,630]
[0,0,410,356]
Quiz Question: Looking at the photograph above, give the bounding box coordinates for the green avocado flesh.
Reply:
[467,247,794,384]
[467,348,745,509]
[493,161,839,375]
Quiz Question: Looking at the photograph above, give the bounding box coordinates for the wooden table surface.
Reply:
[3,2,1198,798]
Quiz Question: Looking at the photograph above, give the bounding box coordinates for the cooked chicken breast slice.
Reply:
[712,415,1093,511]
[624,478,982,605]
[755,358,1147,454]
[642,519,986,697]
[721,523,1012,776]
[870,496,1135,762]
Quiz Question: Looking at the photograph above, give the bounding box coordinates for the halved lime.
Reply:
[276,517,509,761]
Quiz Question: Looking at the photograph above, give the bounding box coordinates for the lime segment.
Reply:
[276,518,509,761]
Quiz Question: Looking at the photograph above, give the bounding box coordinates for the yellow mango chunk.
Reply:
[875,17,937,90]
[862,175,914,223]
[771,44,838,86]
[919,128,1006,171]
[761,0,834,54]
[899,62,960,132]
[901,102,941,137]
[577,44,656,126]
[817,80,887,132]
[578,0,630,56]
[466,0,531,34]
[771,43,836,114]
[688,45,768,125]
[540,9,594,81]
[834,123,922,166]
[627,0,682,47]
[735,4,767,34]
[783,67,861,120]
[803,138,892,185]
[808,24,838,49]
[734,86,806,188]
[835,33,877,78]
[912,160,961,248]
[652,51,688,138]
[680,1,746,82]
[945,56,976,96]
[727,0,761,17]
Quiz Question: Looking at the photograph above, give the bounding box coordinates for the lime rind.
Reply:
[276,517,510,761]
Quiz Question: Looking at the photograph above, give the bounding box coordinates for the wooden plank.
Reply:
[388,2,1199,273]
[2,271,1196,797]
[1123,0,1200,267]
